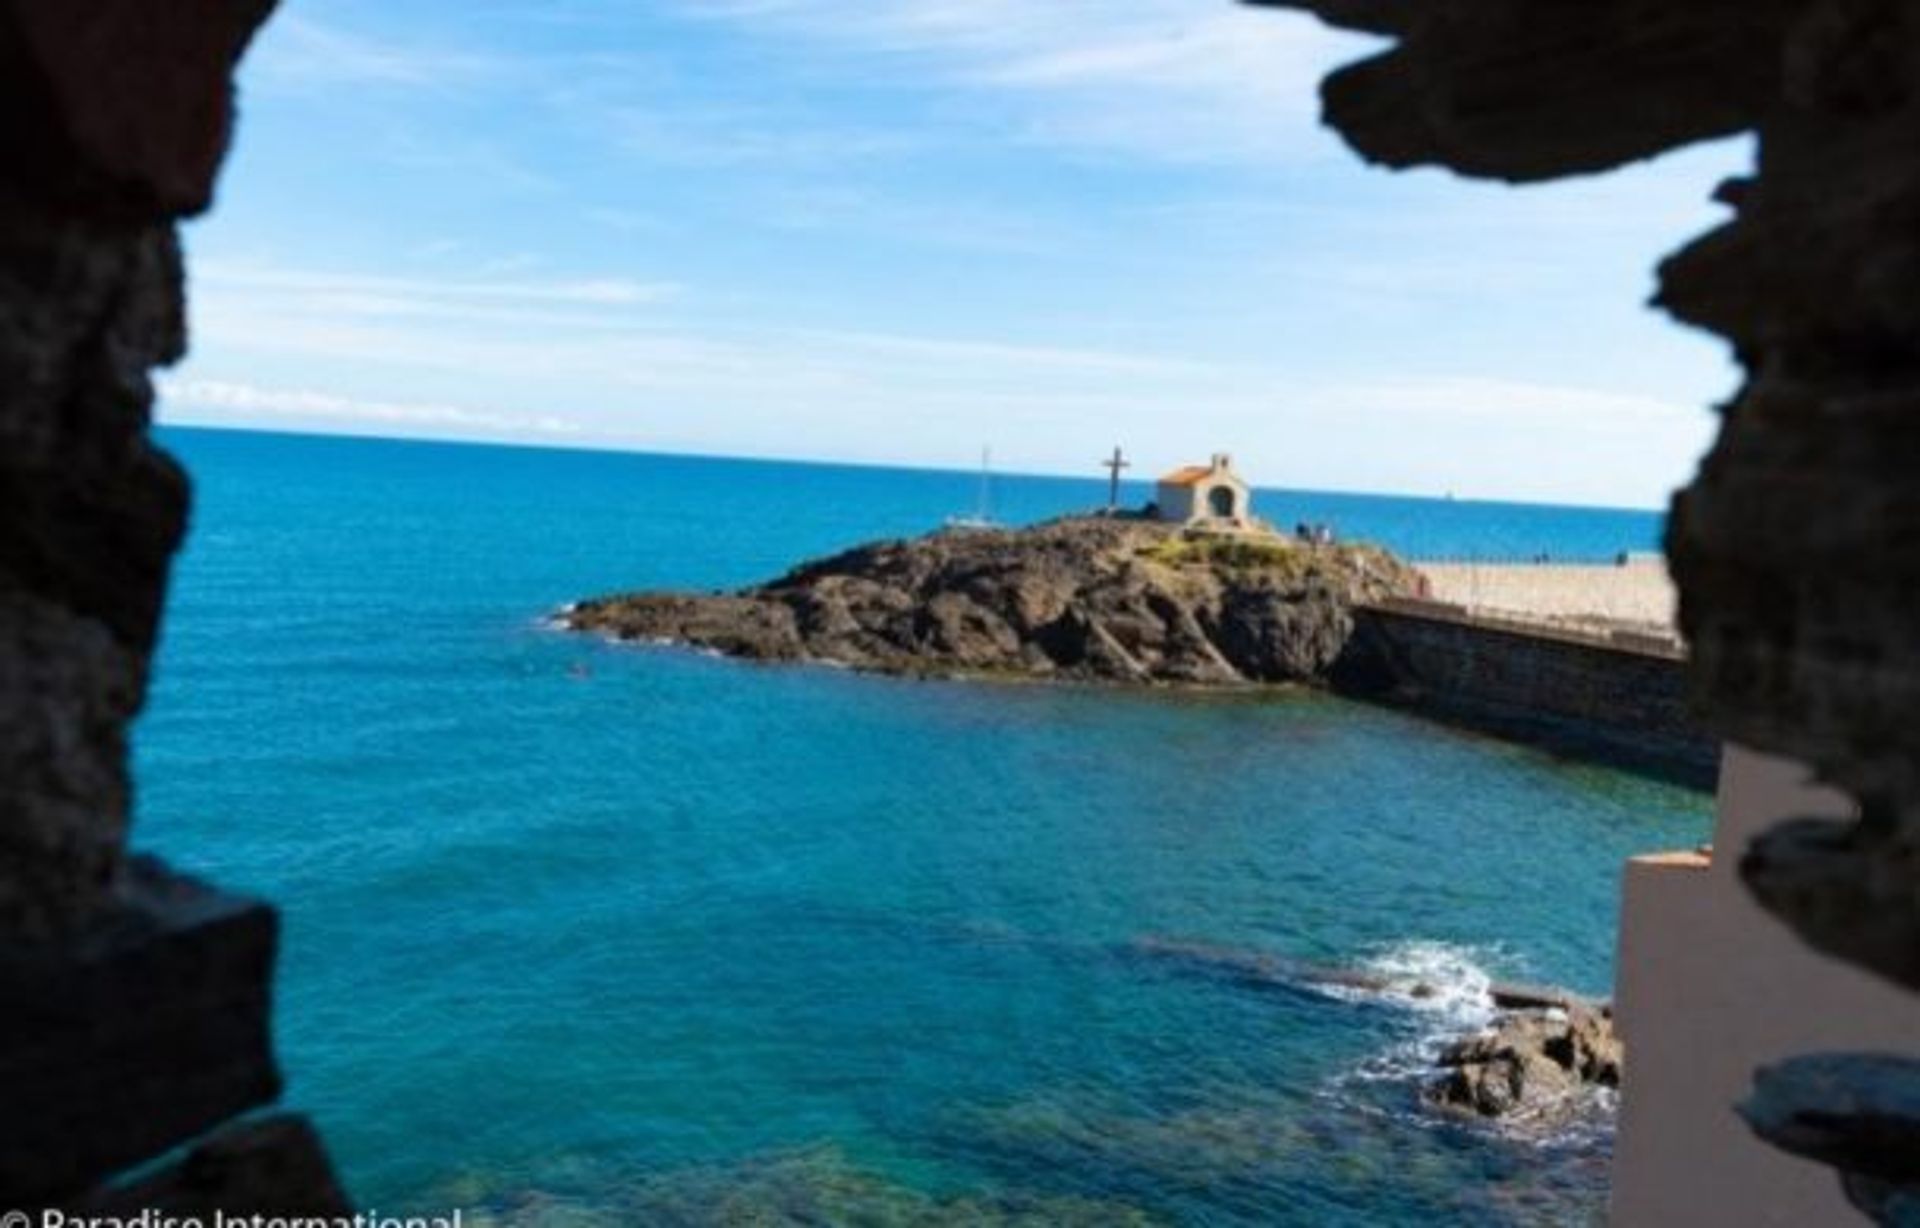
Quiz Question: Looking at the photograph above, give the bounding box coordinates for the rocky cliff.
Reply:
[568,517,1419,686]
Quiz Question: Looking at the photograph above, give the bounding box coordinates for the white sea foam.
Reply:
[1313,939,1498,1028]
[1322,941,1619,1151]
[1356,939,1499,1029]
[1321,940,1503,1086]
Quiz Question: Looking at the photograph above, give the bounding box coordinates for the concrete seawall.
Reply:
[1334,597,1718,790]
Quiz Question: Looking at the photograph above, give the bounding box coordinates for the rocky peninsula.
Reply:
[566,516,1421,686]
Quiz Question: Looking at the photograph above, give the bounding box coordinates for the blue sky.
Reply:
[162,0,1752,508]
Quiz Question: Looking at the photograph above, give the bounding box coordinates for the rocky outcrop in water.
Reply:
[568,516,1418,686]
[1426,1001,1622,1123]
[1124,936,1620,1129]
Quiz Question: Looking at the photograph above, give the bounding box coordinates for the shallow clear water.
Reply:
[137,428,1709,1225]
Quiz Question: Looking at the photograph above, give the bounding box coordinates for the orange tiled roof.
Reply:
[1158,465,1214,486]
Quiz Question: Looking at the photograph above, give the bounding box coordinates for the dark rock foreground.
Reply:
[567,516,1419,686]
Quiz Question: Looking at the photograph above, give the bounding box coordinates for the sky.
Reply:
[161,0,1754,508]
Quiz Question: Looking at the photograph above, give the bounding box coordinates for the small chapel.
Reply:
[1154,453,1253,529]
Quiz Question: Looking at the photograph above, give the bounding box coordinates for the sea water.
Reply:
[136,427,1710,1225]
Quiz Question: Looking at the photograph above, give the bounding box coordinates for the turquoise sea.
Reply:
[138,427,1711,1226]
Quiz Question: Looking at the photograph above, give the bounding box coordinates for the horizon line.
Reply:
[154,417,1675,517]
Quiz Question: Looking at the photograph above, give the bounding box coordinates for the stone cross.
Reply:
[1102,446,1131,512]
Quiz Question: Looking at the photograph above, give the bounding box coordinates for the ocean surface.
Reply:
[137,428,1710,1226]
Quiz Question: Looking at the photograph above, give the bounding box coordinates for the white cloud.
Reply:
[669,1,1374,163]
[604,103,924,166]
[193,4,1738,505]
[1316,377,1701,425]
[175,253,1712,507]
[582,206,667,234]
[246,14,506,92]
[753,186,1062,253]
[186,288,1220,401]
[158,377,580,437]
[197,264,679,308]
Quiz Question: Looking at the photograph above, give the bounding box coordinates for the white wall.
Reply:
[1611,746,1919,1225]
[1155,477,1250,524]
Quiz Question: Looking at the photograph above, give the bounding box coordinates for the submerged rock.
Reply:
[451,1143,1166,1227]
[1425,1002,1622,1122]
[568,516,1418,686]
